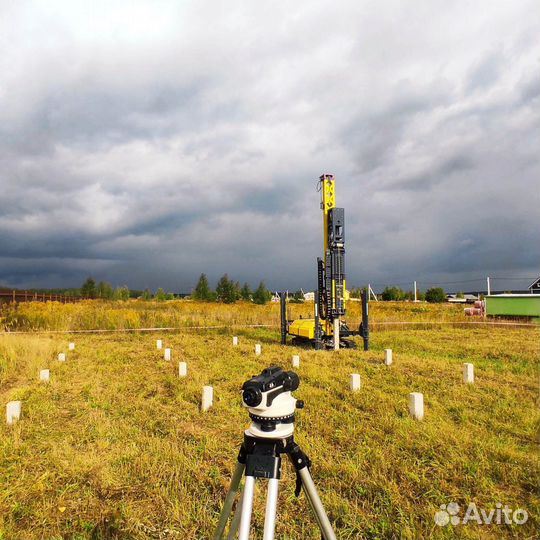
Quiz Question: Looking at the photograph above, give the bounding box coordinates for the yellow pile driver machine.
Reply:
[280,174,369,350]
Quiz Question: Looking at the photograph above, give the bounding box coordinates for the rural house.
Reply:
[528,277,540,294]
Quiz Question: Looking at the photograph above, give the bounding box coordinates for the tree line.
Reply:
[378,286,446,303]
[77,275,276,304]
[78,277,176,301]
[53,277,449,304]
[192,274,273,304]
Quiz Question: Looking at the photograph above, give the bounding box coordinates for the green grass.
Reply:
[0,305,538,539]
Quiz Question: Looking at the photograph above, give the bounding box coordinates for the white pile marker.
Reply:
[255,344,261,356]
[179,362,187,377]
[233,336,238,346]
[409,392,424,420]
[39,369,50,382]
[58,353,66,362]
[202,386,213,412]
[463,363,474,384]
[68,342,75,351]
[6,401,21,425]
[156,339,163,350]
[350,373,361,391]
[384,349,393,365]
[292,355,300,368]
[164,348,171,361]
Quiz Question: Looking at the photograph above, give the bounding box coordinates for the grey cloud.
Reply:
[466,49,504,92]
[0,0,538,292]
[377,152,475,193]
[340,79,456,174]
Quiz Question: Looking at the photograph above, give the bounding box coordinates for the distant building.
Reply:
[303,291,315,301]
[528,277,540,294]
[486,294,540,319]
[447,293,478,304]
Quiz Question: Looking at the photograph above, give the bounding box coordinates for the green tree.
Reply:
[381,286,405,301]
[155,287,167,301]
[290,290,304,304]
[349,287,362,299]
[141,288,152,300]
[113,286,130,301]
[240,282,252,301]
[253,281,271,305]
[233,281,242,301]
[81,277,96,298]
[216,274,236,303]
[425,287,446,303]
[193,273,212,301]
[96,281,113,299]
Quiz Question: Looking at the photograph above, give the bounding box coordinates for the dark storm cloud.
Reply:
[0,0,538,292]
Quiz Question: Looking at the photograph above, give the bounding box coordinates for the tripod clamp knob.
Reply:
[287,440,312,497]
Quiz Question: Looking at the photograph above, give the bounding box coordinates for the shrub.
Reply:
[155,288,167,301]
[97,281,113,299]
[425,287,446,303]
[289,290,304,304]
[113,286,130,301]
[381,286,405,301]
[141,289,152,300]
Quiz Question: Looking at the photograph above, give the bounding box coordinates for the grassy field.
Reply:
[0,299,473,332]
[0,301,538,539]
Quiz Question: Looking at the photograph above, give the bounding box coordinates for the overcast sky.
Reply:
[1,0,538,293]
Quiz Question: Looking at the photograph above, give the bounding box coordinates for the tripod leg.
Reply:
[238,476,256,540]
[298,467,337,540]
[226,484,245,540]
[213,461,246,540]
[262,478,279,540]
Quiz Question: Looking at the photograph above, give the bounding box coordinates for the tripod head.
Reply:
[242,366,304,438]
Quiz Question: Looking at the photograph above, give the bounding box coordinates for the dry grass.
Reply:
[0,302,538,539]
[0,299,471,332]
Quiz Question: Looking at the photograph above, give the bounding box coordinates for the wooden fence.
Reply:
[0,291,87,304]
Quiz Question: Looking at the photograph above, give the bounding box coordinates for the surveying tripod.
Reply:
[213,433,336,540]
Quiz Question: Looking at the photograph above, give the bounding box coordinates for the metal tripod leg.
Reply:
[216,435,334,540]
[238,476,256,540]
[226,484,245,540]
[262,478,279,540]
[298,467,337,540]
[213,461,245,540]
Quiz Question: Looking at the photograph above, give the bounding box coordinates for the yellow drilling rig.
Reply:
[279,174,369,350]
